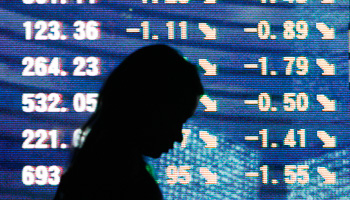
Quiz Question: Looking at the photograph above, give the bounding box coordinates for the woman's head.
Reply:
[100,45,203,108]
[90,44,204,157]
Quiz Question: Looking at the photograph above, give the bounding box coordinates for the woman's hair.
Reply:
[68,44,204,168]
[80,44,204,133]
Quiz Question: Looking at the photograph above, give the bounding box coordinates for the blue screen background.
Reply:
[0,0,349,199]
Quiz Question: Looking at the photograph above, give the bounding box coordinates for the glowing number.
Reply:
[73,21,100,40]
[259,165,268,184]
[259,129,268,148]
[22,57,62,76]
[35,166,49,185]
[22,166,62,186]
[258,93,271,112]
[22,166,35,185]
[258,57,268,75]
[166,165,178,184]
[295,57,309,76]
[284,129,297,147]
[166,166,191,184]
[166,21,175,40]
[166,21,188,40]
[141,21,150,40]
[22,129,59,149]
[22,93,62,112]
[284,129,306,148]
[285,165,309,184]
[258,20,270,40]
[296,21,308,39]
[22,129,36,149]
[48,166,62,185]
[73,57,100,76]
[35,129,50,149]
[73,93,98,112]
[283,93,308,112]
[284,20,308,40]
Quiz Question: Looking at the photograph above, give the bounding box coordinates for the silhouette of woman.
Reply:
[53,44,204,200]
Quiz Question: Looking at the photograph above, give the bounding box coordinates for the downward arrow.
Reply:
[316,94,336,112]
[317,167,336,184]
[199,23,217,40]
[316,59,335,75]
[199,131,218,148]
[199,59,217,76]
[199,167,217,184]
[316,23,335,40]
[317,131,336,148]
[200,95,217,112]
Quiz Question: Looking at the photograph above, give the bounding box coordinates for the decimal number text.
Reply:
[22,165,62,186]
[23,0,98,4]
[22,57,101,76]
[22,129,59,149]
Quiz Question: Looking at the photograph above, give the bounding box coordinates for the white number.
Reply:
[22,93,35,112]
[164,0,190,3]
[283,93,308,112]
[284,165,309,184]
[166,21,175,40]
[22,57,62,76]
[48,166,61,185]
[73,21,100,40]
[295,21,308,39]
[179,21,187,40]
[258,20,270,40]
[47,21,61,40]
[22,165,62,186]
[22,129,59,149]
[22,166,35,185]
[23,21,62,40]
[258,93,271,112]
[72,129,82,147]
[77,0,97,3]
[73,57,100,76]
[73,93,98,112]
[22,93,63,113]
[166,165,191,184]
[283,20,308,40]
[23,0,36,4]
[35,166,49,185]
[259,129,268,148]
[166,21,188,40]
[284,57,295,75]
[141,21,150,40]
[284,129,297,147]
[259,165,268,184]
[284,129,306,148]
[35,129,50,149]
[23,0,69,4]
[22,129,35,149]
[295,57,309,75]
[72,128,90,148]
[23,21,34,40]
[258,57,268,75]
[285,56,309,76]
[261,0,307,4]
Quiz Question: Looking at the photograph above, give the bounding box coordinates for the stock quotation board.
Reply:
[0,0,349,199]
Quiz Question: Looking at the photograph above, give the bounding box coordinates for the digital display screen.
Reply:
[0,0,349,199]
